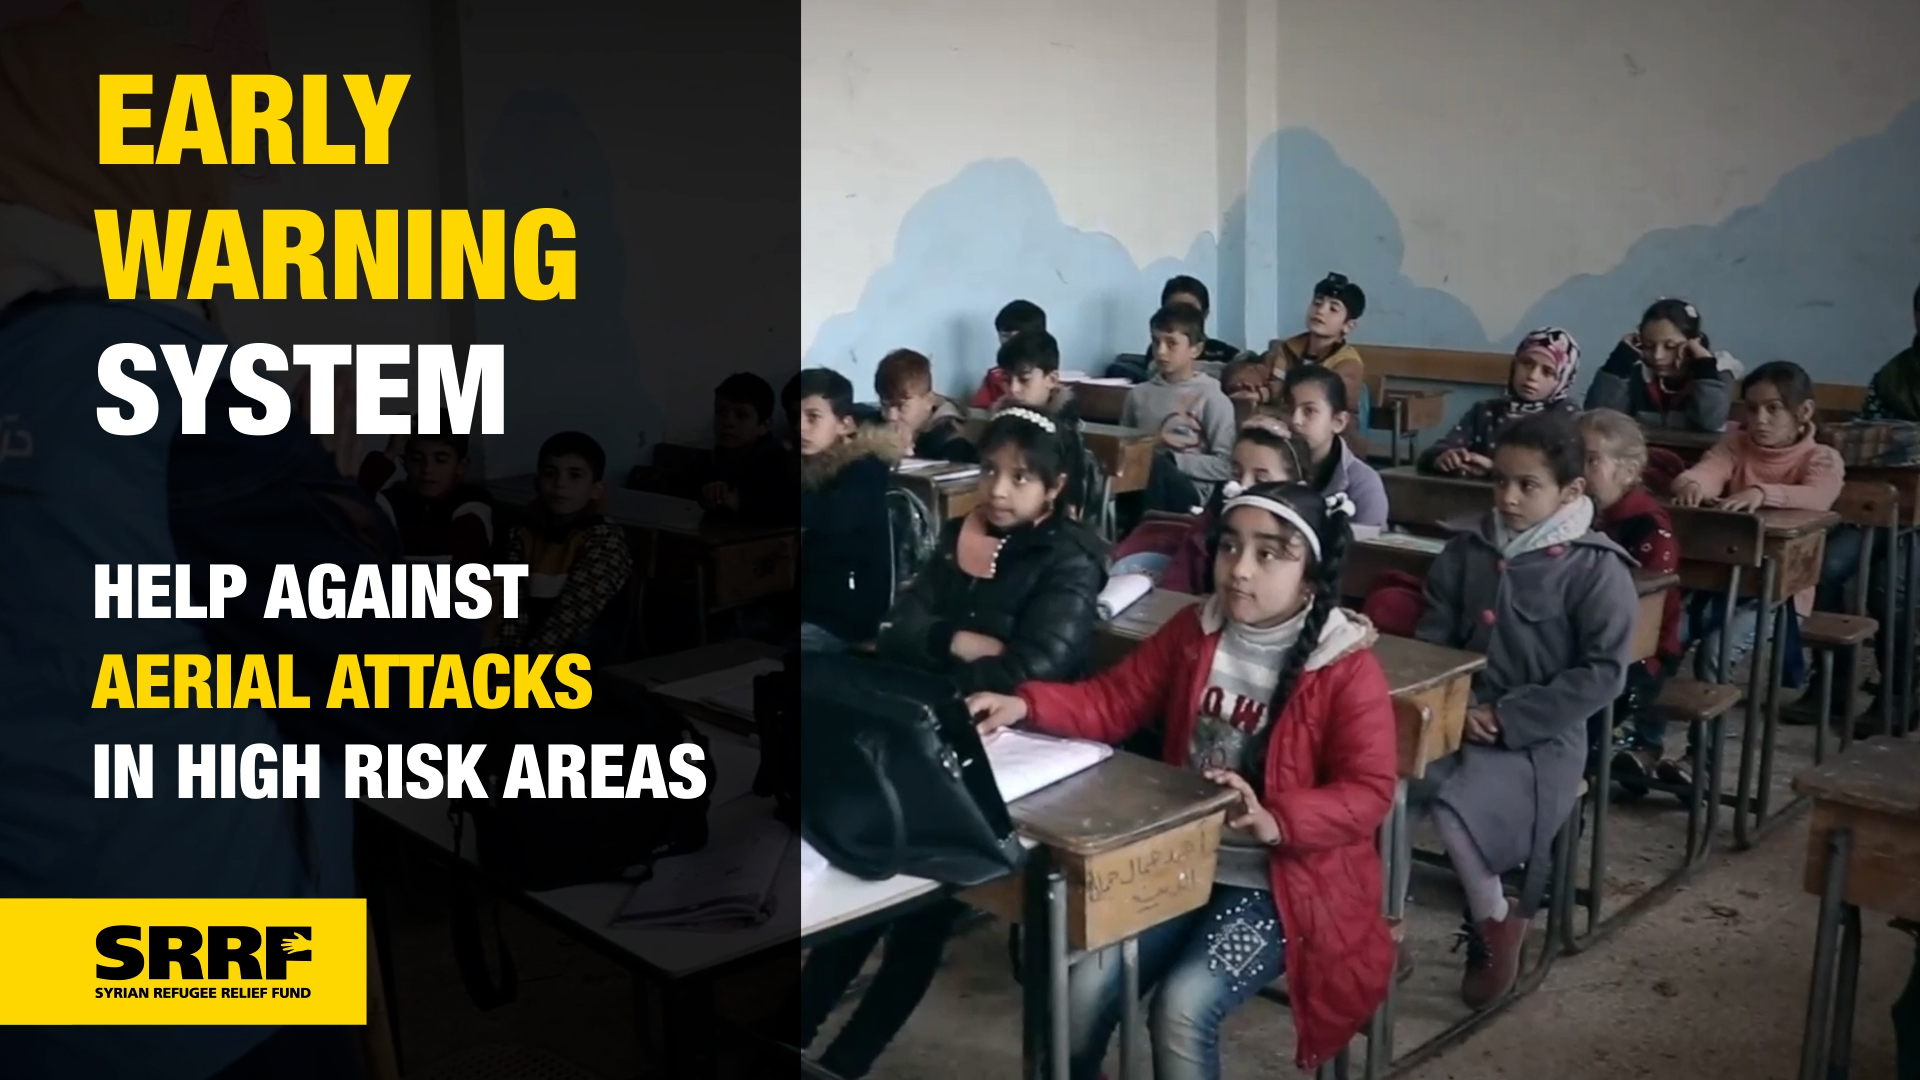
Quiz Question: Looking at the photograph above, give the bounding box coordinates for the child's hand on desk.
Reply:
[1465,705,1501,745]
[967,692,1028,735]
[950,630,1006,661]
[1714,488,1766,513]
[1203,769,1282,845]
[1670,479,1707,507]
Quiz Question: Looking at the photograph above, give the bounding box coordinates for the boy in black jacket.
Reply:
[994,329,1098,521]
[798,368,900,652]
[875,348,978,463]
[692,371,795,524]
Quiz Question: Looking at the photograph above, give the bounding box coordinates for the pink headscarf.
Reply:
[1493,327,1582,424]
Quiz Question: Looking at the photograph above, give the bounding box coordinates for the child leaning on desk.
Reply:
[970,483,1398,1078]
[1419,327,1581,477]
[797,410,1108,1080]
[1411,410,1637,1011]
[1668,361,1843,712]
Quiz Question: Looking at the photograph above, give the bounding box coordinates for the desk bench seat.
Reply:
[1801,612,1880,648]
[1657,680,1745,725]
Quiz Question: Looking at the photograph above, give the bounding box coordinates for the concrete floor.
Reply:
[376,703,1917,1079]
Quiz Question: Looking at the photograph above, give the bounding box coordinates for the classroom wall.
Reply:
[802,0,1920,416]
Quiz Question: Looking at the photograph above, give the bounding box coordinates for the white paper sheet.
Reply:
[981,729,1112,804]
[1096,573,1155,620]
[1362,532,1447,554]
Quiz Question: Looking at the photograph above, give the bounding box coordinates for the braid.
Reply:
[1244,496,1353,780]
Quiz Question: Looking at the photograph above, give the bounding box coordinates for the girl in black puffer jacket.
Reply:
[876,406,1109,692]
[798,406,1107,1079]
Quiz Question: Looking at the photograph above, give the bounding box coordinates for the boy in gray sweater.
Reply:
[1123,302,1238,511]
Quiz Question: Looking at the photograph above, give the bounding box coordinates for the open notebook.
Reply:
[619,819,794,930]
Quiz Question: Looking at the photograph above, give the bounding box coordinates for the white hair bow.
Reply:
[1324,492,1356,519]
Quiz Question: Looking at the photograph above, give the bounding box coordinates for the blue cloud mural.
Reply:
[805,159,1218,395]
[1514,95,1920,387]
[805,95,1920,414]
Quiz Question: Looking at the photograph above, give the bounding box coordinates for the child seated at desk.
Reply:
[1107,275,1244,383]
[1579,409,1685,788]
[497,431,633,657]
[1670,361,1843,701]
[1282,364,1388,529]
[1110,418,1307,591]
[970,298,1049,408]
[1268,271,1368,429]
[671,371,794,524]
[1123,302,1238,513]
[876,348,978,464]
[1413,410,1637,1009]
[1420,327,1581,477]
[970,483,1398,1078]
[356,430,494,564]
[798,368,900,653]
[993,329,1098,520]
[1859,281,1920,421]
[1584,298,1737,432]
[797,411,1109,1079]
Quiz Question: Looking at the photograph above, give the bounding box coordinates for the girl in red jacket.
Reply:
[969,483,1398,1078]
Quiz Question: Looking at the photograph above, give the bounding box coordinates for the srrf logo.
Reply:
[0,898,365,1024]
[96,925,317,990]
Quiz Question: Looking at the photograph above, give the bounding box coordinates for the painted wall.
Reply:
[802,0,1920,417]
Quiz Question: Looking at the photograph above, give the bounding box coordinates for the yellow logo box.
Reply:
[0,898,366,1025]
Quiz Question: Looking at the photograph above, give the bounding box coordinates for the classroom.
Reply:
[788,1,1920,1079]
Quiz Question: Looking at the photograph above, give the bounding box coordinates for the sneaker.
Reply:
[1655,756,1694,791]
[1455,913,1527,1009]
[1611,748,1655,796]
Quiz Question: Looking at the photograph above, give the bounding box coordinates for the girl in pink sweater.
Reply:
[1670,360,1843,696]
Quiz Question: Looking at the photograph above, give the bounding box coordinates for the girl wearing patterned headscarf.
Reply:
[1419,328,1582,477]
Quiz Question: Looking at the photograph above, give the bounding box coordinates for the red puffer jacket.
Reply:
[1016,605,1397,1070]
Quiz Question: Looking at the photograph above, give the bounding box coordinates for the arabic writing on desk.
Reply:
[1084,833,1204,910]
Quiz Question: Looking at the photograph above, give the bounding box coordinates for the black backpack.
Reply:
[800,653,1023,887]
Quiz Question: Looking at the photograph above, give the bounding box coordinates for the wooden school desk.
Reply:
[1833,464,1920,736]
[488,474,798,645]
[1792,739,1920,1080]
[1362,378,1451,469]
[960,753,1241,1080]
[1376,467,1487,533]
[1066,379,1131,426]
[1642,426,1724,462]
[891,460,984,521]
[359,641,784,1079]
[962,414,1157,497]
[1720,507,1841,849]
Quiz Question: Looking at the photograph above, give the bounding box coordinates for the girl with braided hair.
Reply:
[970,483,1398,1078]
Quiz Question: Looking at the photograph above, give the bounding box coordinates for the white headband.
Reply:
[1220,491,1354,560]
[995,406,1057,434]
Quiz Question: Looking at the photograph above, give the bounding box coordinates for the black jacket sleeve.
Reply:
[946,545,1107,695]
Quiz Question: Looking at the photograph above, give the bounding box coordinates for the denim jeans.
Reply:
[1067,886,1285,1080]
[1686,594,1764,685]
[800,621,850,654]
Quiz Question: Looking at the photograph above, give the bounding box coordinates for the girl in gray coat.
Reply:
[1412,411,1638,1010]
